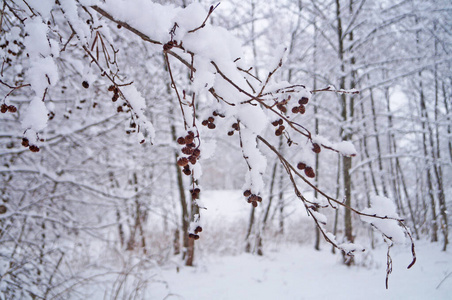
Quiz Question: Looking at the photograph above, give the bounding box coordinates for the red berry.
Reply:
[297,162,306,170]
[299,97,309,105]
[305,167,315,178]
[177,157,189,167]
[312,143,321,153]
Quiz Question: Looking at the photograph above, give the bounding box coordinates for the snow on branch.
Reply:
[1,0,416,287]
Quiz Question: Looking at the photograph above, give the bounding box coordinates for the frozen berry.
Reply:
[21,138,29,147]
[29,145,40,152]
[299,97,309,105]
[188,155,197,165]
[299,105,306,114]
[185,135,194,144]
[243,190,252,197]
[82,81,89,89]
[177,137,186,145]
[208,123,216,129]
[192,148,201,157]
[305,167,315,178]
[312,143,321,153]
[297,162,306,170]
[1,104,7,113]
[182,147,193,155]
[177,157,189,167]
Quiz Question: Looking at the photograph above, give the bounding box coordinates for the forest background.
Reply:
[0,0,450,299]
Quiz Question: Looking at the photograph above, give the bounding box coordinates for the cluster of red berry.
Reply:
[1,103,17,113]
[201,111,225,130]
[176,131,200,176]
[188,226,203,240]
[243,189,263,207]
[227,122,240,136]
[21,138,40,152]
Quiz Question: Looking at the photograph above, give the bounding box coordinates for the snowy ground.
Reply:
[150,242,451,300]
[144,190,452,300]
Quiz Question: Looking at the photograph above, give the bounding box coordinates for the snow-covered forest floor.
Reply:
[85,190,451,300]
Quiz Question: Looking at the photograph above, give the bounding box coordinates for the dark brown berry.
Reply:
[299,97,309,105]
[275,129,282,136]
[271,120,279,127]
[279,125,285,131]
[29,145,40,152]
[185,135,194,144]
[297,162,306,170]
[213,111,218,116]
[1,104,7,113]
[278,119,283,125]
[193,234,200,240]
[299,105,306,114]
[0,205,6,214]
[22,138,29,147]
[82,81,89,89]
[182,147,194,155]
[228,131,234,136]
[177,157,189,167]
[188,155,197,165]
[187,142,196,148]
[192,148,201,157]
[177,137,186,145]
[312,143,321,153]
[292,106,300,114]
[208,116,215,123]
[188,233,195,239]
[305,167,315,178]
[249,194,258,202]
[188,131,195,137]
[183,168,191,176]
[208,123,216,129]
[7,105,17,113]
[202,120,209,126]
[195,226,203,233]
[112,94,119,102]
[232,123,239,130]
[243,190,252,197]
[252,201,258,207]
[117,106,123,113]
[108,85,115,91]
